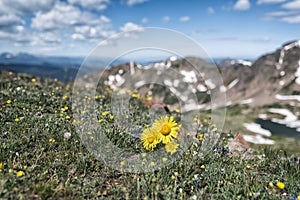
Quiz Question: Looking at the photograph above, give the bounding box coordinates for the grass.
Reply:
[0,71,300,199]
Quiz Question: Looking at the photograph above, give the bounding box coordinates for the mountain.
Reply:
[0,52,126,82]
[220,40,300,106]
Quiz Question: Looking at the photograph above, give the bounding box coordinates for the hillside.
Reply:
[0,70,299,199]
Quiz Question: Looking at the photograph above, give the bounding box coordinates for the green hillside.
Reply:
[0,71,299,199]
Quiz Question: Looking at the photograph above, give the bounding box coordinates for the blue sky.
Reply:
[0,0,300,59]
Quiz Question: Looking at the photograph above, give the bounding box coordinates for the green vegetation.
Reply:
[0,71,299,199]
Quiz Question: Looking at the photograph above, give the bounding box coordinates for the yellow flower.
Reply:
[49,138,55,143]
[152,116,180,144]
[109,114,114,120]
[6,99,12,104]
[131,93,140,98]
[165,142,179,154]
[246,165,251,170]
[98,119,104,123]
[31,78,36,83]
[15,118,20,122]
[102,111,109,116]
[171,175,175,180]
[297,195,300,200]
[269,182,274,188]
[62,95,68,100]
[140,128,160,151]
[200,165,205,169]
[65,115,71,119]
[198,134,203,141]
[150,162,155,166]
[120,161,125,166]
[0,163,3,170]
[16,171,24,177]
[276,181,285,189]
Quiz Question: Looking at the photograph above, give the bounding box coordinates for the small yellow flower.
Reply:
[23,165,27,170]
[62,95,68,100]
[49,138,55,143]
[15,118,20,122]
[31,78,36,83]
[98,119,104,123]
[0,163,3,170]
[65,115,71,119]
[6,99,12,104]
[120,161,125,165]
[276,181,285,189]
[253,163,258,168]
[246,165,251,170]
[162,157,167,162]
[200,165,205,169]
[175,109,180,113]
[165,142,179,154]
[109,114,114,120]
[64,106,68,111]
[150,162,155,166]
[16,171,24,177]
[198,134,203,141]
[269,182,274,188]
[131,93,140,98]
[171,175,175,180]
[297,195,300,200]
[102,111,109,116]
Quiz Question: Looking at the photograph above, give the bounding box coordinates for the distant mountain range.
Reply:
[0,52,127,82]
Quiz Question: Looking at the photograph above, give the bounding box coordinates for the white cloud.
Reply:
[282,0,300,10]
[262,11,295,20]
[73,25,115,40]
[281,15,300,23]
[126,0,148,6]
[39,32,61,44]
[233,0,251,11]
[68,0,110,11]
[0,14,25,33]
[257,0,286,4]
[162,16,170,22]
[141,17,148,24]
[31,2,110,31]
[0,0,55,15]
[71,33,85,40]
[207,7,215,14]
[179,16,190,22]
[120,22,144,32]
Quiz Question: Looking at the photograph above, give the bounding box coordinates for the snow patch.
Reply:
[244,123,272,137]
[204,79,216,89]
[197,84,207,92]
[268,108,297,122]
[169,56,177,61]
[275,94,300,102]
[220,85,227,93]
[227,79,239,89]
[240,98,253,104]
[243,135,275,145]
[258,114,268,119]
[180,70,197,83]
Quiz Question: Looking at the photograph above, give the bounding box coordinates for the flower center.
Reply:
[147,136,155,143]
[161,124,171,135]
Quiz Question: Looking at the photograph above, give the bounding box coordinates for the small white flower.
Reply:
[64,132,72,139]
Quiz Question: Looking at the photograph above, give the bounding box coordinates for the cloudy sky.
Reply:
[0,0,300,59]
